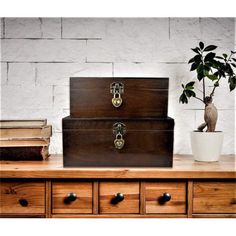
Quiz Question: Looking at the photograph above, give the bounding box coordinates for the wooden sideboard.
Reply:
[0,155,235,218]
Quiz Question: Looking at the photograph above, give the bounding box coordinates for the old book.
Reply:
[0,146,49,160]
[0,119,47,128]
[0,139,50,147]
[0,126,52,140]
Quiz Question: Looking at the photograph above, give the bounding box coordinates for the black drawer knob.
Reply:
[158,192,171,204]
[19,199,28,207]
[64,192,77,204]
[111,192,125,204]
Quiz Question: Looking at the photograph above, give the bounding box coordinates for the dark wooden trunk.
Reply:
[63,117,174,167]
[70,77,169,118]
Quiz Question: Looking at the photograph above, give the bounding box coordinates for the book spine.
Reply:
[0,146,50,161]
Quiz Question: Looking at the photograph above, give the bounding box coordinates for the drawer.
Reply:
[0,181,45,215]
[52,182,93,214]
[99,182,140,214]
[193,182,236,214]
[144,182,186,214]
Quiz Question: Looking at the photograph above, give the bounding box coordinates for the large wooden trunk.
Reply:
[70,77,169,118]
[63,116,174,167]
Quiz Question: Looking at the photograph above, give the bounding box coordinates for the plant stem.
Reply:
[194,96,205,103]
[201,49,206,104]
[210,82,218,98]
[202,77,206,103]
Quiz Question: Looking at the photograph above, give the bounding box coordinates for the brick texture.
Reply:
[0,17,235,155]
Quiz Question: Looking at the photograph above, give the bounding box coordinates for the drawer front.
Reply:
[52,182,93,214]
[193,182,236,214]
[99,182,140,214]
[70,77,168,118]
[0,181,45,214]
[144,182,186,214]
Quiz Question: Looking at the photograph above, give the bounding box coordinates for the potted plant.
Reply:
[179,42,236,162]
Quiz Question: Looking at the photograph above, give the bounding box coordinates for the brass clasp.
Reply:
[110,82,124,108]
[113,122,126,149]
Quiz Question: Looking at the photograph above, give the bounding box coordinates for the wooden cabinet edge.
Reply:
[192,214,236,218]
[1,172,235,179]
[50,214,188,218]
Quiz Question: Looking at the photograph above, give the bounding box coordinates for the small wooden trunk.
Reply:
[70,77,169,118]
[63,117,174,167]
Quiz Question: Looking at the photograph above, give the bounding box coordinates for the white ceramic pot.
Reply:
[190,131,224,162]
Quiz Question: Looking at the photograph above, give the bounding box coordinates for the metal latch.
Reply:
[113,122,126,149]
[110,82,124,108]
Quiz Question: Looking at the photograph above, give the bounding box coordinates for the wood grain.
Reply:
[70,77,169,118]
[0,181,45,214]
[193,181,236,213]
[99,181,140,214]
[51,214,187,218]
[192,214,236,218]
[93,181,99,214]
[63,117,174,167]
[45,180,52,218]
[1,155,235,179]
[52,181,93,214]
[140,182,146,214]
[187,181,193,218]
[144,182,186,214]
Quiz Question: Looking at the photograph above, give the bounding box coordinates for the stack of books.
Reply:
[0,120,52,160]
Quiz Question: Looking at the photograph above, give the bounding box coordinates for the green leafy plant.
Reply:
[179,42,236,132]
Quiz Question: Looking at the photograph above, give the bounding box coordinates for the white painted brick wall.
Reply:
[170,18,201,40]
[36,62,112,86]
[8,63,36,85]
[1,85,53,110]
[0,17,235,154]
[5,18,42,38]
[0,63,7,85]
[41,18,61,39]
[1,39,86,62]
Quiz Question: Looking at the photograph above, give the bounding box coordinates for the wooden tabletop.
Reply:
[0,155,235,179]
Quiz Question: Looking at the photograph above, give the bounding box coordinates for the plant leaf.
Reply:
[223,53,228,59]
[206,74,218,81]
[229,83,236,91]
[185,90,196,98]
[199,42,204,50]
[193,54,202,63]
[229,76,236,91]
[215,56,224,60]
[191,47,200,54]
[179,93,188,104]
[186,81,195,87]
[204,45,217,52]
[190,63,198,71]
[203,64,211,71]
[204,52,216,62]
[225,63,233,75]
[197,72,204,81]
[188,57,195,64]
[197,64,204,74]
[232,58,236,62]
